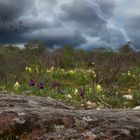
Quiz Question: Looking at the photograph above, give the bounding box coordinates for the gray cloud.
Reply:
[60,0,105,25]
[0,0,138,50]
[95,0,116,18]
[0,0,34,21]
[124,14,140,49]
[125,15,140,29]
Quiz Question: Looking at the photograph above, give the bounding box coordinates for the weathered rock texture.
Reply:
[0,93,140,140]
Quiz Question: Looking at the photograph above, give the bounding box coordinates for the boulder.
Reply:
[0,93,140,140]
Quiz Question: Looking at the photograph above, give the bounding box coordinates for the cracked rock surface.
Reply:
[0,93,140,140]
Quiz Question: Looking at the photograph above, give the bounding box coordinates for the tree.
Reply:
[119,42,135,54]
[24,40,46,65]
[58,46,74,68]
[25,40,45,55]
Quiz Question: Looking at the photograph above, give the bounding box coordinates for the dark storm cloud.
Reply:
[0,0,34,21]
[95,0,116,18]
[0,0,36,44]
[20,26,86,47]
[124,14,140,49]
[0,0,136,50]
[60,0,106,25]
[125,15,140,29]
[41,31,86,47]
[58,0,119,49]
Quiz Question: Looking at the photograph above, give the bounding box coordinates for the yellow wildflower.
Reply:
[36,65,39,73]
[25,67,28,71]
[127,71,131,76]
[66,94,72,99]
[96,84,102,93]
[14,82,20,91]
[50,67,54,71]
[88,69,96,77]
[25,67,32,73]
[47,69,51,73]
[69,70,75,74]
[74,89,78,95]
[88,69,92,72]
[128,89,131,94]
[92,62,96,65]
[132,75,135,78]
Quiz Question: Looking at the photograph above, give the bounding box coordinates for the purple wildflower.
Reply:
[57,87,61,94]
[51,81,61,88]
[37,82,44,89]
[79,89,85,97]
[29,79,35,86]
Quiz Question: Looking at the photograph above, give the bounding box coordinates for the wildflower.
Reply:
[128,89,131,94]
[37,82,44,89]
[25,67,32,73]
[81,104,84,107]
[127,71,131,76]
[66,94,72,99]
[79,89,85,97]
[47,69,51,73]
[52,82,57,88]
[14,82,20,91]
[52,81,61,88]
[92,62,96,65]
[88,69,92,72]
[28,68,32,73]
[69,70,75,74]
[36,65,39,73]
[96,84,102,93]
[122,72,125,76]
[75,88,78,93]
[88,69,96,77]
[94,74,96,78]
[50,67,54,71]
[123,95,133,100]
[74,88,78,95]
[25,67,28,71]
[84,75,87,79]
[86,101,91,105]
[29,79,35,86]
[92,70,96,77]
[132,75,136,78]
[57,87,61,94]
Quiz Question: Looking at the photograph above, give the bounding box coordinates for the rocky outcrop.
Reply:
[0,93,140,140]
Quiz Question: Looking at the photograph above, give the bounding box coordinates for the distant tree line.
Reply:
[0,40,140,82]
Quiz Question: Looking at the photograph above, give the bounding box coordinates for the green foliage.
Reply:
[1,42,140,109]
[119,42,134,54]
[59,46,74,68]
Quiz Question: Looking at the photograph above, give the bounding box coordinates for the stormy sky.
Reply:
[0,0,140,50]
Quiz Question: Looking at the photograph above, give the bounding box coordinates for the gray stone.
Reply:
[0,93,139,139]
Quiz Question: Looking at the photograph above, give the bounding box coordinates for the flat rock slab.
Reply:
[0,93,140,140]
